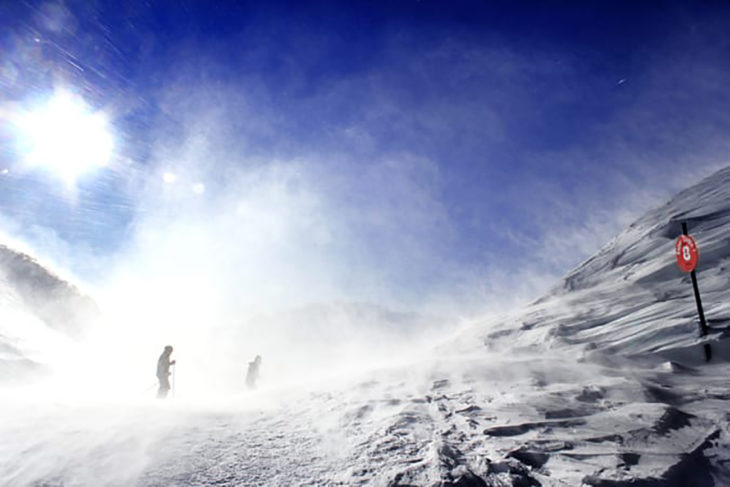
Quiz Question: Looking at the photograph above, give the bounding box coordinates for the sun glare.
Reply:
[15,91,114,184]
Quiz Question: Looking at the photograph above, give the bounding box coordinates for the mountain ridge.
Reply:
[0,243,99,379]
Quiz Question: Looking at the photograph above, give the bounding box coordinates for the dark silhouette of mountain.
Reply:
[0,244,99,337]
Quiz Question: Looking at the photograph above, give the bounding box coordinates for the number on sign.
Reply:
[675,234,698,273]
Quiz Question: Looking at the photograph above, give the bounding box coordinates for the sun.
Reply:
[14,90,114,184]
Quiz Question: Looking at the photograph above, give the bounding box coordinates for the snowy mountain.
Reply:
[4,167,730,486]
[0,244,99,380]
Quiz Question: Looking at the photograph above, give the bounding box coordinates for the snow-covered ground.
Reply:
[5,166,730,485]
[3,348,729,486]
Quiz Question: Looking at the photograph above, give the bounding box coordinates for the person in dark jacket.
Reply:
[245,355,262,389]
[156,345,176,398]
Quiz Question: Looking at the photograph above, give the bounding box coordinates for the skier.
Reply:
[156,345,176,399]
[246,355,262,389]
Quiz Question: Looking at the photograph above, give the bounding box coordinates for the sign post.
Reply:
[676,222,711,362]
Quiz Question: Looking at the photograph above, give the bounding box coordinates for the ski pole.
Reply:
[171,363,176,398]
[139,382,158,397]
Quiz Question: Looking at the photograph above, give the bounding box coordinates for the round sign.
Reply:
[675,234,699,273]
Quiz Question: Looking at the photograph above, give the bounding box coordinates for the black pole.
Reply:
[682,222,711,362]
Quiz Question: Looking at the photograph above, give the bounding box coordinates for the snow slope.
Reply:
[471,164,730,361]
[4,167,730,485]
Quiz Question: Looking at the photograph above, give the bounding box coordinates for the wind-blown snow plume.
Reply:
[5,164,730,486]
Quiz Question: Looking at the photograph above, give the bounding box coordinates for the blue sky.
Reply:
[2,1,730,315]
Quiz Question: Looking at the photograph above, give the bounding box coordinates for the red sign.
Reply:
[675,234,699,273]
